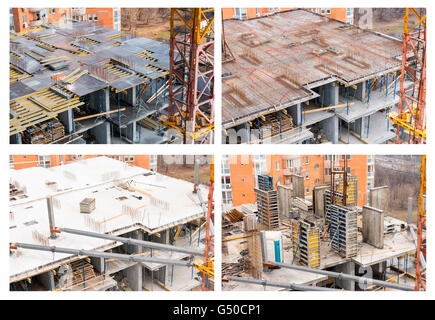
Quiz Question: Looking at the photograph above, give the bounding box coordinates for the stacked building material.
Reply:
[22,120,65,144]
[225,209,245,223]
[329,204,358,258]
[293,197,313,212]
[56,259,97,289]
[141,117,160,131]
[291,220,320,268]
[252,112,294,138]
[80,198,96,214]
[255,175,279,230]
[222,257,248,277]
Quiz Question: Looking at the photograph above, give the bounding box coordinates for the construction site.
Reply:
[9,8,214,144]
[222,8,426,144]
[222,155,426,291]
[9,156,214,291]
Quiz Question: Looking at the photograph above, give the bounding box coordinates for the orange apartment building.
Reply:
[11,8,120,33]
[222,155,374,208]
[10,155,156,171]
[222,8,354,24]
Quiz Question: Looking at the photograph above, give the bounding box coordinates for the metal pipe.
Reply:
[267,261,414,291]
[226,276,342,291]
[59,227,203,256]
[13,242,193,267]
[46,197,58,239]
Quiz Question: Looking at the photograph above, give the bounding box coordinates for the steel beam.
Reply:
[13,243,193,267]
[267,261,414,291]
[226,276,342,291]
[58,227,202,256]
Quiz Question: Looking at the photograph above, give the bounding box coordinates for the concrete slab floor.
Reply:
[339,110,396,144]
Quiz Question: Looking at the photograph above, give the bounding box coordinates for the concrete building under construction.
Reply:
[9,156,213,291]
[222,155,425,291]
[222,9,412,144]
[10,8,215,144]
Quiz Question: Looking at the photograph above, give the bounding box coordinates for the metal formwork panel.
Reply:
[329,204,358,258]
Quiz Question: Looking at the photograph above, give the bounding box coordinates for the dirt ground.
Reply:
[121,8,178,43]
[156,156,211,186]
[388,209,418,224]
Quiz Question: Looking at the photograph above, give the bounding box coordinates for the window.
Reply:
[305,170,309,179]
[347,167,351,174]
[150,155,157,171]
[304,156,309,164]
[314,164,319,169]
[256,8,260,17]
[321,8,325,14]
[315,178,320,184]
[129,155,134,162]
[23,14,27,24]
[326,8,331,14]
[305,186,310,194]
[276,161,280,171]
[88,14,93,21]
[53,8,56,14]
[241,178,245,182]
[38,156,51,168]
[9,156,14,169]
[234,8,247,19]
[94,14,98,21]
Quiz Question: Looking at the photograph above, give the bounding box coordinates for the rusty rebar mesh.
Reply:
[222,9,403,125]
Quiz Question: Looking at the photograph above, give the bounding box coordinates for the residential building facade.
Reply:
[10,155,155,171]
[222,155,374,208]
[11,8,120,33]
[222,8,353,24]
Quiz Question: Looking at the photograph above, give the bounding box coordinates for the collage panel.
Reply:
[6,4,430,304]
[9,155,214,291]
[10,8,214,145]
[222,154,426,291]
[222,8,426,145]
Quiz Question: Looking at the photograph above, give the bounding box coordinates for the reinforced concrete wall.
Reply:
[290,174,305,199]
[369,186,390,212]
[277,183,292,220]
[362,205,384,249]
[312,185,329,219]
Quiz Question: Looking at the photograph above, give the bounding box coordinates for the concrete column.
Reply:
[10,133,22,144]
[330,83,339,105]
[125,122,136,142]
[103,88,110,112]
[91,122,111,144]
[123,230,144,291]
[125,264,142,291]
[90,257,105,274]
[58,109,74,134]
[334,261,355,290]
[355,81,367,102]
[319,116,338,144]
[131,86,137,107]
[362,205,384,249]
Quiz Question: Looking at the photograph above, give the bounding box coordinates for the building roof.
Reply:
[222,9,404,127]
[10,156,208,282]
